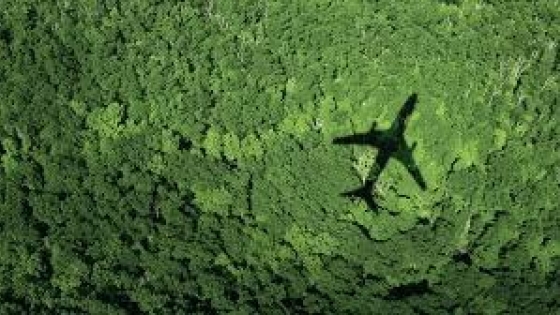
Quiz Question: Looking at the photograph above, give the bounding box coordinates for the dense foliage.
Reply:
[1,0,559,314]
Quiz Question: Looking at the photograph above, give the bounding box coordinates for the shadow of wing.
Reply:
[332,133,369,145]
[394,148,427,190]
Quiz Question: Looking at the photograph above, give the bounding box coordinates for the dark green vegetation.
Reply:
[1,0,559,314]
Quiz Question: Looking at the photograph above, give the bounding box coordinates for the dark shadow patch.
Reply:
[0,28,13,45]
[387,279,432,300]
[452,250,473,266]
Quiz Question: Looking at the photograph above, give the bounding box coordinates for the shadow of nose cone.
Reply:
[408,93,418,104]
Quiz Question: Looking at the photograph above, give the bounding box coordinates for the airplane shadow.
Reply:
[333,93,426,212]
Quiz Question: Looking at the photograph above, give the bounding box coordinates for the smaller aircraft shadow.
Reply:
[333,93,426,212]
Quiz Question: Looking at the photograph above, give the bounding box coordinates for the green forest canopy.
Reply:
[0,0,559,314]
